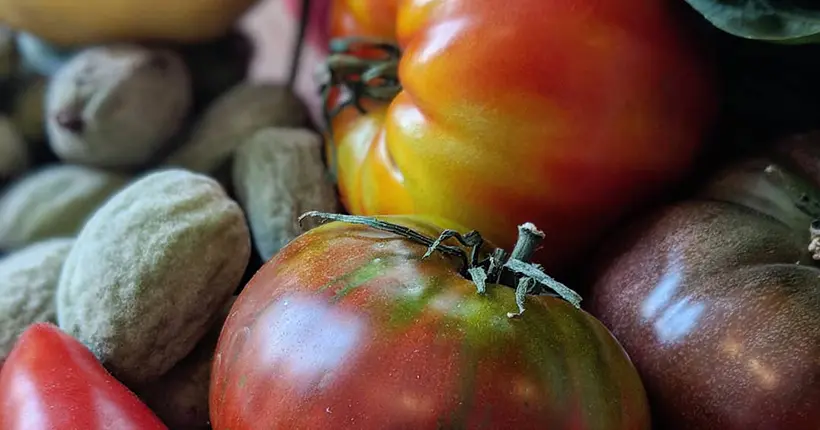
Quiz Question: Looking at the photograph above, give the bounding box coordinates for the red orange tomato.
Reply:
[324,0,716,272]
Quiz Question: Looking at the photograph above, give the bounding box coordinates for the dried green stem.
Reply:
[509,223,545,263]
[809,219,820,260]
[298,211,468,268]
[298,211,583,317]
[763,164,820,259]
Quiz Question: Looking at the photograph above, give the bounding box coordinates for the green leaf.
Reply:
[684,0,820,43]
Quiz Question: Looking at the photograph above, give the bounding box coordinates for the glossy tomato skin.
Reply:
[327,0,716,273]
[329,0,398,40]
[210,215,650,429]
[0,323,167,430]
[588,135,820,429]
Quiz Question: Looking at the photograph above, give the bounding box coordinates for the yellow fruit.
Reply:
[0,0,258,46]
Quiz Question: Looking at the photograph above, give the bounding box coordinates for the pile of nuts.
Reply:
[0,27,339,429]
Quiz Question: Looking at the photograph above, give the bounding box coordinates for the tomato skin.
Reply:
[283,0,399,52]
[0,323,167,430]
[210,215,650,429]
[329,0,399,40]
[588,135,820,429]
[328,0,716,273]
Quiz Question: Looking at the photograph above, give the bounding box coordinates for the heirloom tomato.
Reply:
[0,323,167,430]
[589,133,820,429]
[322,0,716,272]
[210,212,650,430]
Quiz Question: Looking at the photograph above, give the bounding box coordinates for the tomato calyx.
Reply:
[767,134,820,259]
[299,211,583,317]
[320,37,401,124]
[760,163,820,259]
[319,37,401,182]
[320,37,402,116]
[809,219,820,260]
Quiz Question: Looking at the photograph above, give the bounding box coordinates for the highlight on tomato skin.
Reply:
[0,323,168,430]
[209,213,652,430]
[322,0,718,275]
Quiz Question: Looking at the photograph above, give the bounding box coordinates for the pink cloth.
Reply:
[241,0,330,126]
[283,0,331,53]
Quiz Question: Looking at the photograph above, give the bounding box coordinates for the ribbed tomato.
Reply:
[210,213,650,429]
[322,0,716,272]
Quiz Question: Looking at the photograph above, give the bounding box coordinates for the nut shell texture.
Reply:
[0,164,127,250]
[46,45,191,169]
[164,83,307,173]
[232,127,339,260]
[0,238,74,360]
[56,169,250,385]
[136,297,235,429]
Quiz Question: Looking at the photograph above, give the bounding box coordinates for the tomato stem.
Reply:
[509,223,545,264]
[298,211,583,316]
[760,163,820,259]
[298,211,470,267]
[319,37,402,183]
[809,220,820,260]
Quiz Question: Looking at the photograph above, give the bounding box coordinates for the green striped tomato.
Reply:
[210,215,650,429]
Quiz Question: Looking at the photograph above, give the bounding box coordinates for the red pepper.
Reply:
[0,323,167,430]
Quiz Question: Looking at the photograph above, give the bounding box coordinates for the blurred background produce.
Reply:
[0,0,258,45]
[682,0,820,43]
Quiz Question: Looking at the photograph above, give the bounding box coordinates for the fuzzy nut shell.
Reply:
[164,83,308,173]
[0,164,127,250]
[56,169,251,386]
[0,238,74,361]
[136,296,236,430]
[233,127,339,260]
[0,116,28,180]
[46,45,192,169]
